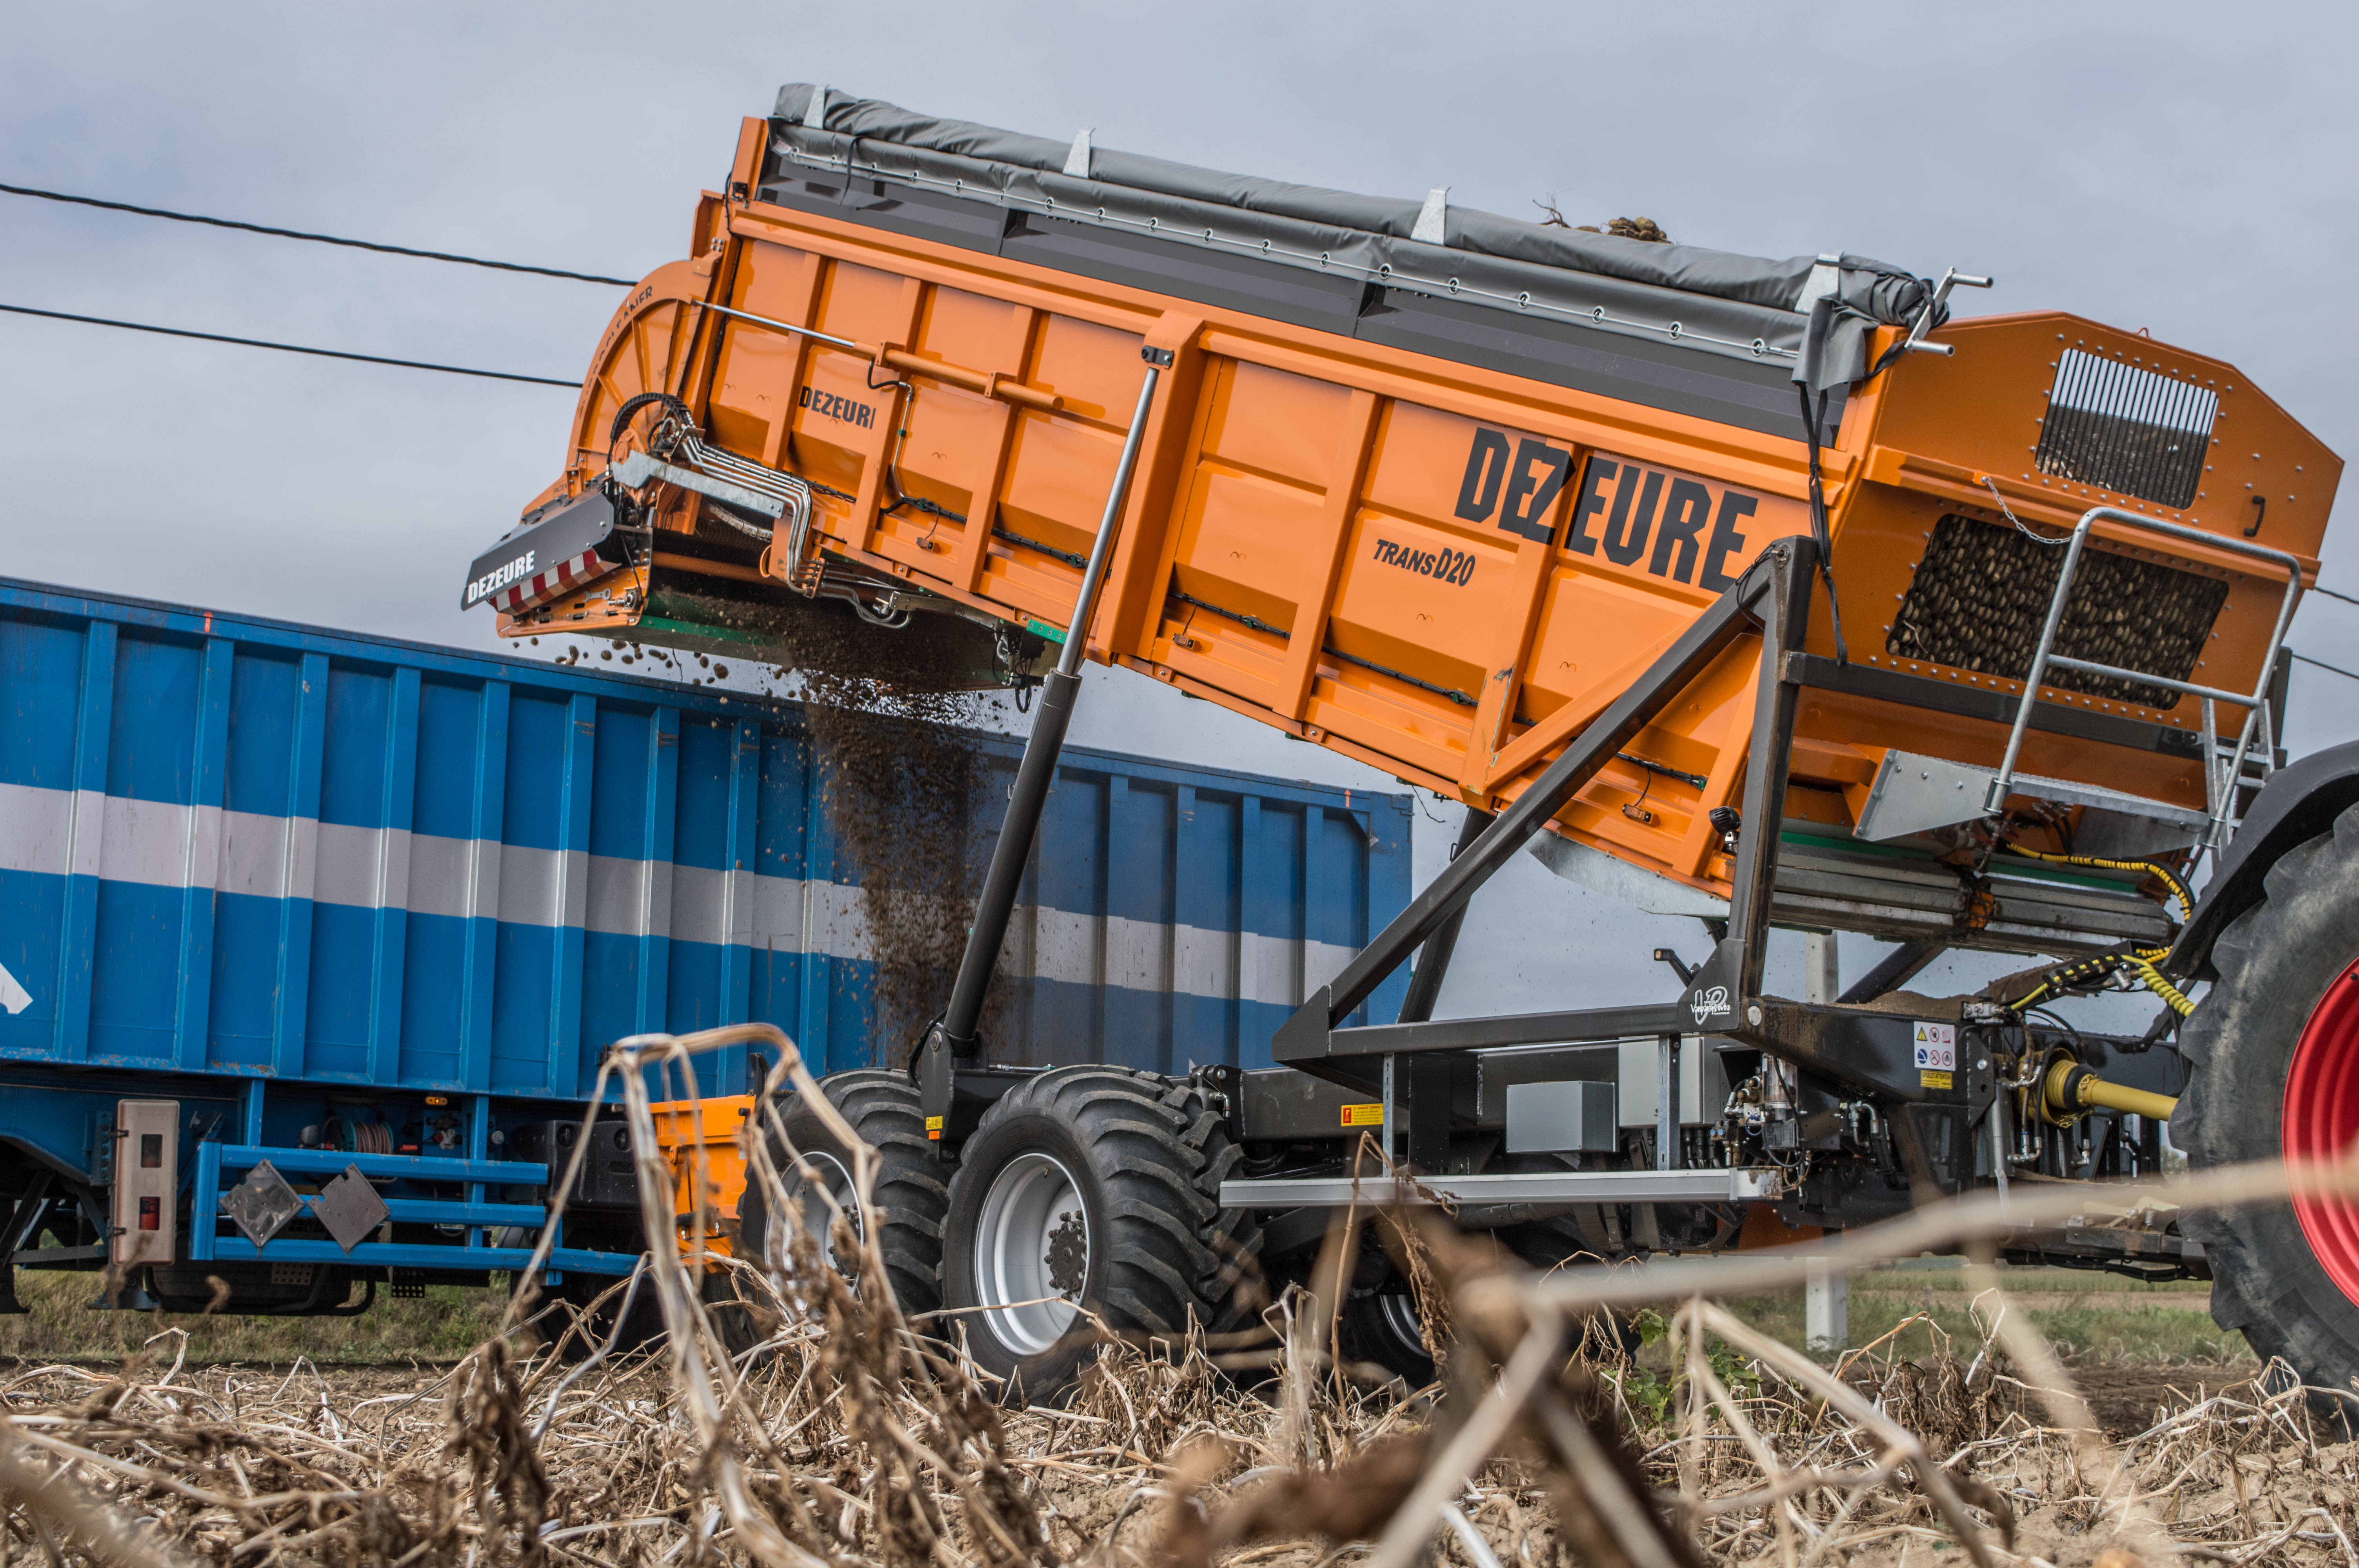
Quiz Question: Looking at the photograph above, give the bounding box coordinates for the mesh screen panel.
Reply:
[1886,514,2227,710]
[2034,349,2217,509]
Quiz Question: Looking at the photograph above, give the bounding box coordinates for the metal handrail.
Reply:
[1984,506,2306,851]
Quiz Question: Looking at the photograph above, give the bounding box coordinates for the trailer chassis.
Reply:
[918,475,2249,1276]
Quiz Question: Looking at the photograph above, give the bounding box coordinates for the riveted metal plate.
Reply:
[313,1165,390,1254]
[220,1160,304,1250]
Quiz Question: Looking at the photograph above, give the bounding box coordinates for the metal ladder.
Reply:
[1985,505,2307,855]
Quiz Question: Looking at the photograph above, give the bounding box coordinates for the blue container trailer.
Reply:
[0,579,1410,1312]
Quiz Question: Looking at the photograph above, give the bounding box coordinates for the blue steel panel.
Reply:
[671,718,734,873]
[0,613,84,789]
[397,912,468,1089]
[587,704,652,862]
[547,693,595,1097]
[221,648,299,819]
[316,663,391,828]
[665,942,727,1034]
[490,922,558,1087]
[1362,795,1414,1025]
[214,1145,549,1182]
[1105,775,1173,1073]
[304,902,377,1079]
[500,692,571,853]
[205,1238,638,1277]
[53,621,114,1062]
[89,882,181,1062]
[171,638,234,1070]
[1308,804,1370,1027]
[581,930,644,1069]
[206,893,280,1069]
[791,735,838,1073]
[458,681,510,1092]
[411,677,486,840]
[1034,770,1106,932]
[366,666,421,1086]
[105,632,200,805]
[272,653,330,1078]
[713,718,762,1090]
[1172,784,1238,1069]
[636,707,680,1043]
[0,867,63,1058]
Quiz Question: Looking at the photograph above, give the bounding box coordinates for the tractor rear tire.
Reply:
[738,1070,949,1321]
[937,1066,1258,1400]
[2177,801,2359,1391]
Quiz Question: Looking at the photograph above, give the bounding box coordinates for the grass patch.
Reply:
[0,1269,507,1366]
[1863,1265,2210,1295]
[1716,1266,2250,1365]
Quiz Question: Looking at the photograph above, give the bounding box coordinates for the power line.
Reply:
[2313,583,2359,609]
[2294,651,2359,683]
[0,302,578,387]
[0,181,636,286]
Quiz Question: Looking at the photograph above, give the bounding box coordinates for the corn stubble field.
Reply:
[0,1027,2348,1568]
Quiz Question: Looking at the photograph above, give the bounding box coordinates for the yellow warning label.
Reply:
[925,1115,944,1140]
[1341,1103,1385,1127]
[1919,1070,1954,1090]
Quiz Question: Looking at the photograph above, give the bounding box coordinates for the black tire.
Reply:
[549,1265,664,1359]
[938,1066,1258,1399]
[738,1069,949,1320]
[701,1266,764,1363]
[1341,1283,1438,1389]
[2177,802,2359,1390]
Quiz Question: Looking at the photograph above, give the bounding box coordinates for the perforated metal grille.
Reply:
[1887,514,2227,710]
[2034,349,2217,509]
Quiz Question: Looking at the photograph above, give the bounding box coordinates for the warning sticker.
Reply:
[1920,1070,1954,1090]
[1912,1021,1957,1073]
[1341,1104,1385,1128]
[925,1115,944,1141]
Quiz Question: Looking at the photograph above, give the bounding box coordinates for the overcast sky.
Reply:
[5,2,2354,1025]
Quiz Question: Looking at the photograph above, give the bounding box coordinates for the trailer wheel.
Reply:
[738,1070,949,1320]
[1341,1283,1438,1390]
[548,1264,663,1359]
[938,1067,1256,1398]
[2177,802,2359,1390]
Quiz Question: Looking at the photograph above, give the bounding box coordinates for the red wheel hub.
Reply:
[2283,956,2359,1304]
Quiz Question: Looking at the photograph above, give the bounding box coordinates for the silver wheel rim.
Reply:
[780,1149,861,1277]
[1373,1290,1427,1361]
[972,1152,1089,1354]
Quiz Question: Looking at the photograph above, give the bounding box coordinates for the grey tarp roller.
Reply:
[765,84,1934,398]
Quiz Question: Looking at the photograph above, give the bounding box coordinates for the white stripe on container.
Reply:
[0,782,1352,1008]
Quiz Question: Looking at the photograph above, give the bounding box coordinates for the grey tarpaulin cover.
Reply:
[768,84,1935,392]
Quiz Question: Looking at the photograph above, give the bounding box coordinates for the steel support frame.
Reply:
[185,1143,642,1280]
[916,347,1173,1137]
[1271,540,1816,1117]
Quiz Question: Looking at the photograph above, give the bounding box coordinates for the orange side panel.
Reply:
[516,173,2341,907]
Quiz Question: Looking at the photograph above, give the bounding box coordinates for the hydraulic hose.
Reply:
[1998,843,2197,1017]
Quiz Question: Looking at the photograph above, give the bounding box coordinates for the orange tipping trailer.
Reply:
[477,89,2333,956]
[465,87,2359,1396]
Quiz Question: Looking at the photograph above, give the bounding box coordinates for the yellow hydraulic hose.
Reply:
[2042,1057,2179,1124]
[1999,844,2198,1016]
